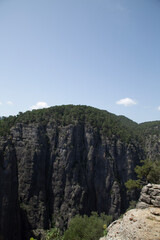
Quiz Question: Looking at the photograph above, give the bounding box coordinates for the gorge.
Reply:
[0,105,160,240]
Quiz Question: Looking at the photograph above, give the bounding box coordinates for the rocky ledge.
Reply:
[100,184,160,240]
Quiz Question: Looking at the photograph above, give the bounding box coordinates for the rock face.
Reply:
[0,138,21,240]
[0,122,142,240]
[101,184,160,240]
[137,184,160,209]
[0,106,160,240]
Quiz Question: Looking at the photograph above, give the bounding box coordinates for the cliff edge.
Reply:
[101,184,160,240]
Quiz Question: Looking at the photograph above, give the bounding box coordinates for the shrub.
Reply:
[126,200,137,211]
[63,212,112,240]
[125,179,141,191]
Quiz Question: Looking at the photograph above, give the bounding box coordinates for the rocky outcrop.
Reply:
[101,184,160,240]
[101,207,160,240]
[137,184,160,209]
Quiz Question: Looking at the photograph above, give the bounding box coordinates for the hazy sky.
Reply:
[0,0,160,123]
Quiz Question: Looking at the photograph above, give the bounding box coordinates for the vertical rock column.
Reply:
[0,138,20,240]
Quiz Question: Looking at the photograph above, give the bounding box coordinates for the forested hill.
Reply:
[0,105,139,139]
[0,105,160,240]
[1,104,160,142]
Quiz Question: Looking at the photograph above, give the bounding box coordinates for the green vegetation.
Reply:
[63,212,112,240]
[45,228,63,240]
[0,105,140,142]
[135,159,160,183]
[0,115,16,136]
[138,121,160,137]
[1,105,160,144]
[103,224,108,237]
[44,212,112,240]
[125,159,160,191]
[125,179,141,191]
[126,200,137,211]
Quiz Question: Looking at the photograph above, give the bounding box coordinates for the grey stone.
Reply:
[137,184,160,209]
[147,183,152,188]
[150,189,160,197]
[151,199,160,207]
[141,186,149,194]
[136,201,151,209]
[140,193,151,204]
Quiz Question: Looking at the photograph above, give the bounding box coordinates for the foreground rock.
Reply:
[101,184,160,240]
[102,207,160,240]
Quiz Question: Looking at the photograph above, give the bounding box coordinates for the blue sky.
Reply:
[0,0,160,123]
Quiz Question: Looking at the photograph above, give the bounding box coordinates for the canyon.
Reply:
[0,105,160,240]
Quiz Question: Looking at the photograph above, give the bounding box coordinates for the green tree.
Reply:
[125,159,160,191]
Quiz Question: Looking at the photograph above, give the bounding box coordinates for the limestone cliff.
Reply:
[0,105,159,240]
